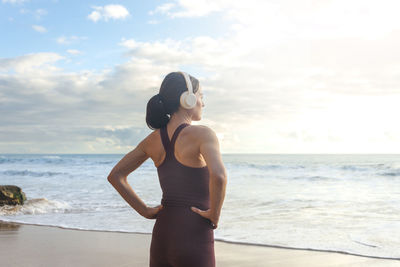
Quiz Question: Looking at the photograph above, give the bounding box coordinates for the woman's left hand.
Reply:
[190,207,218,229]
[143,204,163,219]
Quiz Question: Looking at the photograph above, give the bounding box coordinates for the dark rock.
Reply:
[0,221,21,231]
[0,185,27,206]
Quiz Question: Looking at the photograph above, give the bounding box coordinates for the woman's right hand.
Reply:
[190,206,218,229]
[143,204,163,219]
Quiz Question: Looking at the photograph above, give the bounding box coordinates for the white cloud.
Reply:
[148,3,175,16]
[2,0,28,3]
[57,35,87,45]
[88,4,129,22]
[32,25,47,33]
[0,52,64,74]
[119,38,138,49]
[155,0,400,40]
[0,52,173,153]
[66,49,82,55]
[147,20,159,25]
[88,10,101,22]
[19,8,47,19]
[149,0,228,18]
[115,24,400,153]
[2,1,400,153]
[119,38,193,65]
[34,8,47,19]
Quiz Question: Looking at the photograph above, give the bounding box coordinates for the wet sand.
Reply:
[0,220,399,267]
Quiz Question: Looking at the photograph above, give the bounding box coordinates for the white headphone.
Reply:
[179,71,197,109]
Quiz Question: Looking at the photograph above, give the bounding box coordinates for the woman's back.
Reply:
[157,122,210,210]
[150,122,216,266]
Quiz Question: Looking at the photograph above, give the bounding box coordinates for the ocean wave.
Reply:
[290,175,338,181]
[233,163,306,171]
[339,165,370,171]
[212,238,400,260]
[0,157,66,165]
[1,169,68,177]
[0,155,117,166]
[380,171,400,177]
[0,158,18,164]
[41,155,61,159]
[340,163,400,173]
[0,198,73,216]
[230,161,400,176]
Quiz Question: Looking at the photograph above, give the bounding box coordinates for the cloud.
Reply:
[2,0,28,4]
[148,3,175,16]
[0,52,63,73]
[0,52,174,153]
[88,4,129,22]
[66,49,82,55]
[147,20,159,25]
[32,25,47,33]
[149,0,227,18]
[2,1,400,153]
[4,25,400,154]
[19,8,47,19]
[119,38,138,49]
[118,38,192,65]
[34,8,47,19]
[56,35,87,45]
[154,0,400,40]
[114,12,400,153]
[0,124,150,153]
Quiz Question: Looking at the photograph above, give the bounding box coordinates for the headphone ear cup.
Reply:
[180,91,189,109]
[185,93,197,108]
[180,91,197,109]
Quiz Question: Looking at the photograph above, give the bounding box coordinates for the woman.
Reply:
[107,71,228,267]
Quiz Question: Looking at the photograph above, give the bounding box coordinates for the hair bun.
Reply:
[156,93,162,104]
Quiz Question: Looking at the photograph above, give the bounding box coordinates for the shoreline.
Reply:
[1,220,399,267]
[1,219,398,261]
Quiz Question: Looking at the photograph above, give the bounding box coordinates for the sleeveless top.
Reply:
[157,123,210,210]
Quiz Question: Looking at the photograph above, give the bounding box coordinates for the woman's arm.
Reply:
[191,126,228,228]
[107,139,163,219]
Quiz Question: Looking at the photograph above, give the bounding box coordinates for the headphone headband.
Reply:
[179,71,193,94]
[178,71,197,109]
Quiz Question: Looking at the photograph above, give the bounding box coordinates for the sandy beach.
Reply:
[0,220,398,267]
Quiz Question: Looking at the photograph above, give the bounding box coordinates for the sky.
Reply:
[1,0,399,154]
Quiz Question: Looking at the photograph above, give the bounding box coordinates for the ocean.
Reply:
[0,153,399,259]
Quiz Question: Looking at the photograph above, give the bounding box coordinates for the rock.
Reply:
[0,185,27,206]
[0,221,21,230]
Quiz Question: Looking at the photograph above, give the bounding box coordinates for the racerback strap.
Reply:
[160,123,189,155]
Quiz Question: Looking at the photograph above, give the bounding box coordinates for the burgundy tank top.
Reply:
[157,122,210,210]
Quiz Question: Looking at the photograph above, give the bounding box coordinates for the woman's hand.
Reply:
[143,204,163,219]
[190,207,218,229]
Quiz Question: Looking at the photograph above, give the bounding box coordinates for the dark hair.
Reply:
[146,72,199,130]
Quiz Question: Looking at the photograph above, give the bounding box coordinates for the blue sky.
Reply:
[1,0,231,71]
[1,0,400,154]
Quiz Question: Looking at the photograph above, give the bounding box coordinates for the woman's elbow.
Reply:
[107,174,116,184]
[219,174,228,185]
[107,172,122,184]
[211,171,227,184]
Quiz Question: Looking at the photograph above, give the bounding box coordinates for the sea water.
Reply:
[0,153,399,259]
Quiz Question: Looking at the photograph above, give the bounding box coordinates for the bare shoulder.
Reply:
[186,124,219,144]
[137,129,160,153]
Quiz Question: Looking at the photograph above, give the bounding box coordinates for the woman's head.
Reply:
[146,71,204,130]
